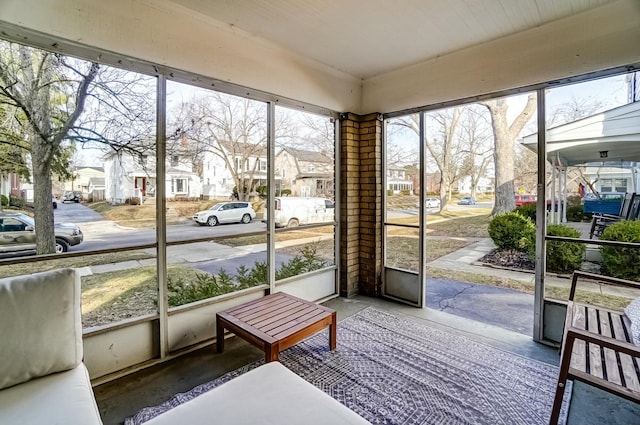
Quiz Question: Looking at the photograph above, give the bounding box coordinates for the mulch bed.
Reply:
[479,249,535,271]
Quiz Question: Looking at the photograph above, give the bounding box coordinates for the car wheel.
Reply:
[241,214,252,224]
[287,218,299,228]
[55,238,68,253]
[207,216,218,226]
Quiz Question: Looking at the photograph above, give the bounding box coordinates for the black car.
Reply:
[62,190,83,203]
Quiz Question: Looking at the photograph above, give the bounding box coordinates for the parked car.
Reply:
[458,196,476,205]
[424,197,441,208]
[193,201,256,226]
[0,212,83,255]
[62,190,83,203]
[417,197,441,209]
[514,194,537,207]
[263,197,335,228]
[52,194,57,209]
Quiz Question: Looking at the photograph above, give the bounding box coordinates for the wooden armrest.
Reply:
[569,271,640,301]
[565,328,640,358]
[593,215,622,222]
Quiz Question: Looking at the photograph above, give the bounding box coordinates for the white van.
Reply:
[265,197,335,228]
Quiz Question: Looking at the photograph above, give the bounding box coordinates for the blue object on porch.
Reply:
[583,199,622,215]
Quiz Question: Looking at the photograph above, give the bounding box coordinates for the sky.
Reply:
[76,73,633,167]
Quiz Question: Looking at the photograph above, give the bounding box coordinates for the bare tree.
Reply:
[547,94,605,127]
[0,41,155,253]
[389,110,466,210]
[457,105,494,198]
[298,112,335,155]
[482,94,537,215]
[169,92,272,200]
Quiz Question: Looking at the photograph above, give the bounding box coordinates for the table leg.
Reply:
[329,311,337,351]
[216,317,225,353]
[265,343,280,362]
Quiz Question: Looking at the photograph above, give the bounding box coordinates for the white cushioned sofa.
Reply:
[0,268,102,425]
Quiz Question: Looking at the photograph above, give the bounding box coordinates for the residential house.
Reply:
[387,167,413,194]
[276,147,333,198]
[63,166,105,197]
[104,150,202,204]
[457,175,494,195]
[87,177,106,201]
[201,142,268,200]
[583,165,636,194]
[0,173,21,202]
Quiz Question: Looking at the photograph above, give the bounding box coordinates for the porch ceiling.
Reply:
[521,101,640,166]
[169,0,615,79]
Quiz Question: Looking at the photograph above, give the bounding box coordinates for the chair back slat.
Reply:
[628,193,640,220]
[619,192,634,218]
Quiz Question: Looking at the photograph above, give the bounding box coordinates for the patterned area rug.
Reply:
[126,307,570,425]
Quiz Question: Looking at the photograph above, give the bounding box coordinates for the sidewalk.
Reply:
[428,237,638,299]
[81,234,332,276]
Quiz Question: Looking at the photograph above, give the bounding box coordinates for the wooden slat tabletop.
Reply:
[216,291,337,362]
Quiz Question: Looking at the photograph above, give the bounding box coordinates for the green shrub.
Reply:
[400,189,411,196]
[276,244,328,280]
[167,244,328,307]
[280,189,292,196]
[488,212,535,252]
[545,224,585,273]
[8,195,24,208]
[0,194,7,207]
[600,220,640,281]
[168,270,236,306]
[565,205,584,222]
[567,195,583,207]
[515,204,537,221]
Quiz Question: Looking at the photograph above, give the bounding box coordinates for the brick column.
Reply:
[339,112,383,297]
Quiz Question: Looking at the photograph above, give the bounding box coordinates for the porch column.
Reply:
[339,113,383,297]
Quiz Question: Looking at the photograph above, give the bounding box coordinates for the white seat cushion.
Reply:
[0,268,83,390]
[0,363,102,425]
[145,362,371,425]
[624,296,640,345]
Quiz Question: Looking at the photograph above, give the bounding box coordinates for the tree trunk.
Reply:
[483,94,537,215]
[31,138,56,254]
[492,120,516,215]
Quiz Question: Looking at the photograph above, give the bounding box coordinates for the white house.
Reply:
[386,167,413,194]
[201,142,269,200]
[457,175,494,195]
[103,150,202,204]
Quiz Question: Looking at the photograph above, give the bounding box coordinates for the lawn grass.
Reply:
[0,251,155,279]
[89,199,223,228]
[82,265,203,328]
[386,211,491,238]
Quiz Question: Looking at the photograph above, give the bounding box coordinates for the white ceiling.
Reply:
[170,0,615,79]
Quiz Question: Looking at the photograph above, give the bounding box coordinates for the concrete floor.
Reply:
[93,295,640,425]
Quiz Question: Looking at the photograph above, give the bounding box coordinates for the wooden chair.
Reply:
[589,193,636,238]
[549,271,640,424]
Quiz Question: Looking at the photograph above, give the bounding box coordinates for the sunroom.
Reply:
[1,1,640,424]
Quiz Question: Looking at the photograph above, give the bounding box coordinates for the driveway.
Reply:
[53,200,104,223]
[426,278,533,335]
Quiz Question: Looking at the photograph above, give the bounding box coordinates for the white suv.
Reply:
[193,201,256,226]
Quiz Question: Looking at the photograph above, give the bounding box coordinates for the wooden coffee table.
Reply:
[216,292,337,362]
